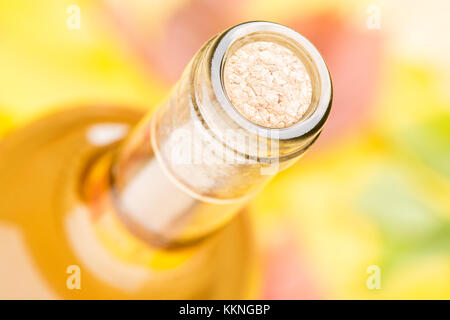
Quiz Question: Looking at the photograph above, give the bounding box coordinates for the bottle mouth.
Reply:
[211,21,332,140]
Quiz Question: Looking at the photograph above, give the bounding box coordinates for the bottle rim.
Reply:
[210,21,332,140]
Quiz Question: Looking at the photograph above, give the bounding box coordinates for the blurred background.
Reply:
[0,0,449,299]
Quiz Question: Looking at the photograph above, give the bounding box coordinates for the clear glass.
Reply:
[113,21,332,246]
[0,21,331,299]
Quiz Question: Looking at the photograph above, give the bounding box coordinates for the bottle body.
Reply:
[0,106,259,299]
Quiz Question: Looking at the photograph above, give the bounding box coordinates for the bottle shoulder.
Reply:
[0,106,259,299]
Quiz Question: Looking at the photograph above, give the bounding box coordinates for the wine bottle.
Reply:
[0,21,331,299]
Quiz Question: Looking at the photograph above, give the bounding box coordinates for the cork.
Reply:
[223,41,312,129]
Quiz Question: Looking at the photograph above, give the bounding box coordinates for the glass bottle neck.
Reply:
[87,21,332,247]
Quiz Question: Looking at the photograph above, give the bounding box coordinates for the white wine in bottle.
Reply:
[0,21,331,299]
